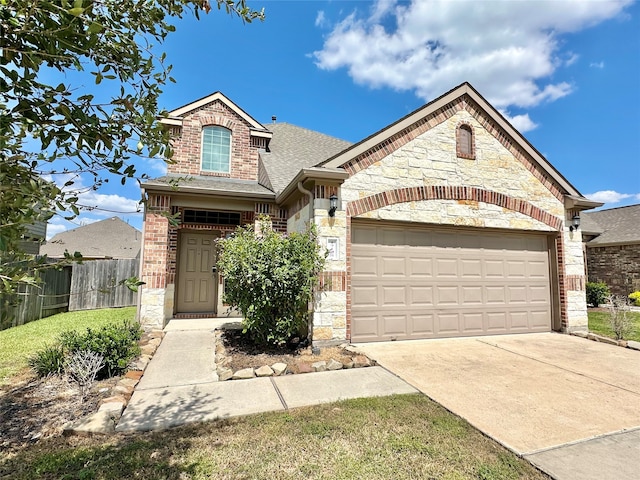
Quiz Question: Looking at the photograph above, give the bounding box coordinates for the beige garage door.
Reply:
[351,222,552,342]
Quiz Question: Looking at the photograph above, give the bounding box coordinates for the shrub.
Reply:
[607,295,632,340]
[217,216,325,346]
[65,350,105,402]
[629,291,640,307]
[28,343,66,377]
[59,320,141,378]
[586,282,610,307]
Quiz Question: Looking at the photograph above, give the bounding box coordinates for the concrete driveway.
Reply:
[356,333,640,479]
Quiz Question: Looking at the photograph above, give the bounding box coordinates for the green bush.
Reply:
[586,282,610,307]
[59,320,141,378]
[30,320,141,379]
[629,291,640,307]
[217,216,325,346]
[28,344,65,377]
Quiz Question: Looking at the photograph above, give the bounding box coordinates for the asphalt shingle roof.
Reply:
[143,175,275,197]
[41,217,141,259]
[581,204,640,245]
[259,123,352,194]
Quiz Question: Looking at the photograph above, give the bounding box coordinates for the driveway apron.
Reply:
[356,332,640,473]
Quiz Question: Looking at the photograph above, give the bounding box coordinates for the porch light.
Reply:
[329,194,338,217]
[569,214,580,232]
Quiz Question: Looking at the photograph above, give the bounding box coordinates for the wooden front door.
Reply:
[177,232,219,314]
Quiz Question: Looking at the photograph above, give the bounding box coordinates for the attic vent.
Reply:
[183,209,241,226]
[251,136,268,149]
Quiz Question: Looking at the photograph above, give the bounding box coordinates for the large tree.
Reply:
[0,0,263,292]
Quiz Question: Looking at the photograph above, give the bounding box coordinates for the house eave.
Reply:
[276,167,349,205]
[564,195,604,211]
[142,182,276,200]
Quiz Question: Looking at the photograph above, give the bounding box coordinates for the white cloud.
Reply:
[501,112,538,133]
[565,52,580,66]
[314,0,631,111]
[315,10,326,28]
[586,190,640,204]
[590,61,605,69]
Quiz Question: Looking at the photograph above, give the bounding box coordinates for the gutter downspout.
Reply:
[297,181,315,345]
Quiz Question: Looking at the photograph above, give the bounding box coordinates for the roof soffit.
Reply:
[320,82,583,199]
[160,91,271,135]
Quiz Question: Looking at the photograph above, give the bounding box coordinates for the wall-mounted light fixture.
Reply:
[569,214,580,232]
[328,194,338,217]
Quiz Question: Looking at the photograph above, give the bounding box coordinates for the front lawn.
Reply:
[588,309,640,342]
[0,394,548,480]
[0,307,136,384]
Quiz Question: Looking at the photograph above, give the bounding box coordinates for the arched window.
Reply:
[201,126,231,173]
[456,124,475,159]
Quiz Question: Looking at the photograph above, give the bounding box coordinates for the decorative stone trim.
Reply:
[347,185,563,230]
[318,271,347,292]
[556,237,568,330]
[198,115,237,130]
[341,94,564,202]
[565,274,586,291]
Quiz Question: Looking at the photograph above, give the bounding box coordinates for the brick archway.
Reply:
[346,185,562,231]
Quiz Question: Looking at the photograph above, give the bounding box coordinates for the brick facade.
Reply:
[587,244,640,296]
[167,100,261,181]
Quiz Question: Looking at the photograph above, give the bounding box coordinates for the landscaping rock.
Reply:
[312,361,327,372]
[100,395,127,406]
[217,367,234,381]
[627,340,640,351]
[119,378,138,388]
[297,362,314,373]
[98,401,125,415]
[232,368,255,380]
[327,359,343,371]
[272,362,288,376]
[354,355,371,368]
[124,370,144,381]
[63,410,117,436]
[255,365,274,377]
[343,361,354,369]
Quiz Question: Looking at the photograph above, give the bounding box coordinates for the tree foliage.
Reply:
[217,217,326,346]
[0,0,264,293]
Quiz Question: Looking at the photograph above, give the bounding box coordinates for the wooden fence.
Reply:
[0,265,72,330]
[0,258,139,330]
[69,259,138,311]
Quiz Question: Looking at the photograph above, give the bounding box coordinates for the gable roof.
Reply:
[159,91,272,137]
[319,82,583,199]
[41,217,142,259]
[581,204,640,246]
[259,123,352,195]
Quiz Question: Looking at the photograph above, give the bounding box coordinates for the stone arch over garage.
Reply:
[346,185,563,231]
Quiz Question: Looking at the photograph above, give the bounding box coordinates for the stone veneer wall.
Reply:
[334,107,588,338]
[587,243,640,297]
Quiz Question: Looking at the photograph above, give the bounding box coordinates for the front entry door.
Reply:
[177,232,218,314]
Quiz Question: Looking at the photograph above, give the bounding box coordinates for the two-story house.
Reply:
[139,82,600,345]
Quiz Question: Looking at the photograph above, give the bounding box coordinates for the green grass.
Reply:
[0,307,136,384]
[0,394,548,480]
[588,310,640,342]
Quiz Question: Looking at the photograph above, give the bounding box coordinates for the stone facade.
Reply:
[587,244,640,296]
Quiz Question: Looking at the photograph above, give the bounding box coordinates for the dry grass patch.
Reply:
[0,395,548,479]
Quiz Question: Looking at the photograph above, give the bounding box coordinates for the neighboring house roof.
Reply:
[41,216,142,259]
[581,204,640,246]
[260,123,352,194]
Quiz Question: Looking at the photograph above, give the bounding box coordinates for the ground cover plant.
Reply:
[0,307,136,384]
[0,394,549,480]
[588,309,640,342]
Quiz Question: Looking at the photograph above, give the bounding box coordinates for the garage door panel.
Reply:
[437,313,460,334]
[411,314,435,335]
[352,286,378,307]
[352,255,378,276]
[351,223,552,342]
[381,256,405,276]
[409,286,434,306]
[409,257,433,276]
[382,286,406,306]
[436,258,458,277]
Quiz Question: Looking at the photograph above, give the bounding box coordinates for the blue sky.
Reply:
[46,0,640,238]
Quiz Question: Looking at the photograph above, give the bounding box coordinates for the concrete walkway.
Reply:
[356,333,640,480]
[116,319,417,432]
